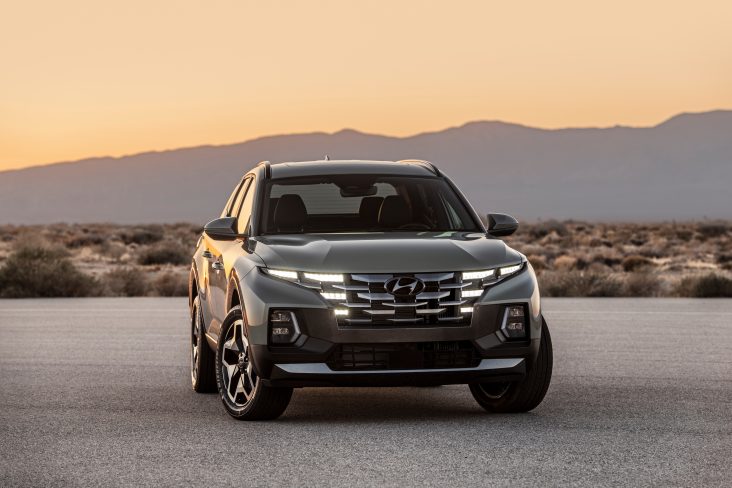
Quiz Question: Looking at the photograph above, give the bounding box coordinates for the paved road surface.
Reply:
[1,298,730,487]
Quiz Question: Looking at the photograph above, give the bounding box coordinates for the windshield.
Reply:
[261,174,481,234]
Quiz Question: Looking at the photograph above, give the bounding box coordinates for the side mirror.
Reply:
[203,217,240,240]
[487,213,519,237]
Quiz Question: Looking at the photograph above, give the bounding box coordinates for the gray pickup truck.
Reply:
[189,159,552,420]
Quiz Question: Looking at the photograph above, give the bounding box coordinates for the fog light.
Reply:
[460,306,473,314]
[508,306,524,318]
[269,310,300,344]
[501,305,527,339]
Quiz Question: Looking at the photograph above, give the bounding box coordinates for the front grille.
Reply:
[327,272,481,326]
[327,341,480,371]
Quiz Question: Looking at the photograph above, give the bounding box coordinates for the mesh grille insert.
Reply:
[327,341,480,370]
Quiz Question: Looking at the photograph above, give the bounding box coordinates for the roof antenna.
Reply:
[324,154,330,161]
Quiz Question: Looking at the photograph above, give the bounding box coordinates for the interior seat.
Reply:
[358,196,384,227]
[274,194,307,233]
[378,195,411,228]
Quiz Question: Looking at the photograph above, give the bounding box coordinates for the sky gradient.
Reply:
[1,0,731,171]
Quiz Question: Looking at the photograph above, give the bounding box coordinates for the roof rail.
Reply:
[397,159,441,176]
[256,160,271,179]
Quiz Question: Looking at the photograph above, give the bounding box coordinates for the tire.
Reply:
[191,296,217,393]
[215,305,293,420]
[469,316,553,413]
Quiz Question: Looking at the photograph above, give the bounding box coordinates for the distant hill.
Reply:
[1,110,730,224]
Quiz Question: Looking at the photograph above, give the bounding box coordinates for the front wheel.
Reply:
[191,296,216,393]
[215,305,293,420]
[469,316,553,413]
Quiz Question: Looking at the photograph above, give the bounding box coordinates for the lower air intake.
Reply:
[327,341,480,371]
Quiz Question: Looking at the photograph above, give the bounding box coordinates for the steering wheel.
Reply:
[398,223,431,230]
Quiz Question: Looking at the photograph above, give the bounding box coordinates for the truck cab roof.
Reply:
[266,160,440,179]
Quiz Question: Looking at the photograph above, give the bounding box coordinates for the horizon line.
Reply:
[4,108,730,174]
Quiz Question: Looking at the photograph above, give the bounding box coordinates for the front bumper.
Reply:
[264,358,526,387]
[240,264,543,387]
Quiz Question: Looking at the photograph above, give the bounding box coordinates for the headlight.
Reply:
[263,268,299,281]
[461,260,525,287]
[498,264,523,277]
[303,272,344,282]
[261,268,346,301]
[262,268,346,283]
[462,269,496,280]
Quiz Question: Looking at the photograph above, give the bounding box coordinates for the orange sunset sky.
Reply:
[1,0,731,171]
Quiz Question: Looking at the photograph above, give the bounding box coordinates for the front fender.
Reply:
[476,262,542,363]
[239,267,328,346]
[479,262,541,336]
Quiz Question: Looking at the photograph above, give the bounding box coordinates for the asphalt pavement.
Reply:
[0,298,730,487]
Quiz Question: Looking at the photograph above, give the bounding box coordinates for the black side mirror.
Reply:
[204,217,240,240]
[487,213,519,237]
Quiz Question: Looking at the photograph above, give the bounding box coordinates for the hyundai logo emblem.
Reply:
[384,276,425,296]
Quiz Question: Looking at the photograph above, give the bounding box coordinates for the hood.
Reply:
[251,232,522,273]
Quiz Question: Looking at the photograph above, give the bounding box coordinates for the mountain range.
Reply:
[1,110,730,224]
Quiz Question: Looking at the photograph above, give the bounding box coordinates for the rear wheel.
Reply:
[470,316,553,413]
[191,296,216,392]
[215,305,293,420]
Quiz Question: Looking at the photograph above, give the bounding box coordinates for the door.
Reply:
[204,177,252,337]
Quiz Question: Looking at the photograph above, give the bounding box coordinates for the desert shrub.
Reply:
[675,229,694,242]
[0,226,16,242]
[538,272,573,296]
[675,274,732,298]
[103,267,149,296]
[539,271,623,297]
[137,241,189,266]
[66,232,105,248]
[623,272,662,297]
[629,235,647,246]
[585,262,610,274]
[574,257,590,270]
[168,223,203,243]
[697,222,728,239]
[96,240,128,261]
[591,253,621,268]
[527,220,569,239]
[119,226,164,245]
[152,272,188,296]
[581,273,624,296]
[526,255,547,271]
[0,244,94,297]
[637,247,665,259]
[553,255,577,271]
[622,255,654,272]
